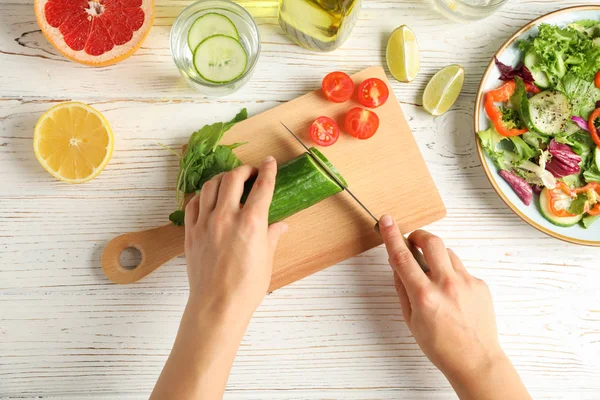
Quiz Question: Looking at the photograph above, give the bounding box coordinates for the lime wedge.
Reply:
[386,25,420,83]
[423,64,465,116]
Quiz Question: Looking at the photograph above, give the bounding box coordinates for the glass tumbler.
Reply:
[170,0,261,96]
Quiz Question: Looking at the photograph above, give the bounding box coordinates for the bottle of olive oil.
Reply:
[278,0,361,52]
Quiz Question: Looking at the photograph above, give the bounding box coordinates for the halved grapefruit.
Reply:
[34,0,154,67]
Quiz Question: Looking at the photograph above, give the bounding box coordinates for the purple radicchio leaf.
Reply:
[571,116,590,132]
[596,100,600,109]
[545,139,581,178]
[494,57,535,83]
[499,169,533,206]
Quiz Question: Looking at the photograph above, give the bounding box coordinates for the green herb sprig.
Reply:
[163,109,248,225]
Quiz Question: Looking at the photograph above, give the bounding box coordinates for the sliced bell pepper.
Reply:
[572,183,600,216]
[548,182,578,217]
[484,80,540,137]
[573,182,600,195]
[587,108,600,148]
[588,204,600,216]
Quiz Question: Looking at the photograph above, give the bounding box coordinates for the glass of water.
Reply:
[433,0,508,21]
[170,0,261,97]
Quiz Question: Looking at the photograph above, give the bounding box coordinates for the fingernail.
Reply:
[380,215,393,227]
[263,155,275,164]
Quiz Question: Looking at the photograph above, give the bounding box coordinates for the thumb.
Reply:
[267,222,288,254]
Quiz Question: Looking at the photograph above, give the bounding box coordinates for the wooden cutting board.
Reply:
[102,66,446,291]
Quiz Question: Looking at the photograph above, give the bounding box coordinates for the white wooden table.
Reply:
[2,0,600,398]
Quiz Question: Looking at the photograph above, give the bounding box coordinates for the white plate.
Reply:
[474,6,600,246]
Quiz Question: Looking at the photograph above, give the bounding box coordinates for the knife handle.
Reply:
[374,222,430,273]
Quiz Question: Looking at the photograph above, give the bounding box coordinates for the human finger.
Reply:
[394,272,412,324]
[215,165,258,212]
[184,194,200,227]
[379,214,429,298]
[198,173,224,222]
[408,230,454,281]
[448,248,469,277]
[243,156,277,219]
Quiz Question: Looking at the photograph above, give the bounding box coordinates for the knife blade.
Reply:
[280,121,429,273]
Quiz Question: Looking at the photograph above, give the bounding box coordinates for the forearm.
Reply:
[150,296,251,400]
[447,352,531,400]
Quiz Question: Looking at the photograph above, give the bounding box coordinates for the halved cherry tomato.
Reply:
[309,116,340,147]
[595,70,600,89]
[345,107,379,140]
[358,78,389,108]
[322,72,354,103]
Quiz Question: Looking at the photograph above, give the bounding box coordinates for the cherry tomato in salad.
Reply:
[595,70,600,89]
[322,72,354,103]
[309,116,340,147]
[357,78,389,108]
[344,107,379,140]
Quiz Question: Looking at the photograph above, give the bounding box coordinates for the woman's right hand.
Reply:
[378,215,531,400]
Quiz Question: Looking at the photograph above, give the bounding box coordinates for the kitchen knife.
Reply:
[280,122,429,273]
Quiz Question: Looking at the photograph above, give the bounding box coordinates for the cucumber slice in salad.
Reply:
[528,91,572,135]
[539,188,583,227]
[193,35,248,84]
[188,13,240,52]
[595,146,600,171]
[523,52,550,89]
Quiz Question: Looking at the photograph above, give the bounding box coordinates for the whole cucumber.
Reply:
[242,147,346,223]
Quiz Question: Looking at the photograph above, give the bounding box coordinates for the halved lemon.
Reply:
[34,102,114,184]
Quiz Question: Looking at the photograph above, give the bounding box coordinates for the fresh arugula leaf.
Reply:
[169,210,186,226]
[225,142,248,150]
[167,109,249,225]
[229,108,248,124]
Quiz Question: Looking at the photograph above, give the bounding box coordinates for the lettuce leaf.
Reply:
[562,73,600,119]
[478,126,536,170]
[583,215,600,229]
[518,22,600,87]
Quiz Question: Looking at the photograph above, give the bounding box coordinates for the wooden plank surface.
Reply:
[1,0,600,399]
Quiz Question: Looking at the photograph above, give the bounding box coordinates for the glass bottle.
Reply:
[278,0,362,52]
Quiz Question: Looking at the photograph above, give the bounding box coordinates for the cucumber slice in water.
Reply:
[188,13,240,52]
[193,35,248,84]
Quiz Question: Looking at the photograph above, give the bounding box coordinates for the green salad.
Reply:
[478,20,600,229]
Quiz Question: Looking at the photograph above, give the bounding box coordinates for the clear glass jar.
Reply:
[433,0,508,21]
[278,0,362,52]
[170,0,261,97]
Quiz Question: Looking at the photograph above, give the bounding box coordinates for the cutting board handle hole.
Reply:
[119,246,142,270]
